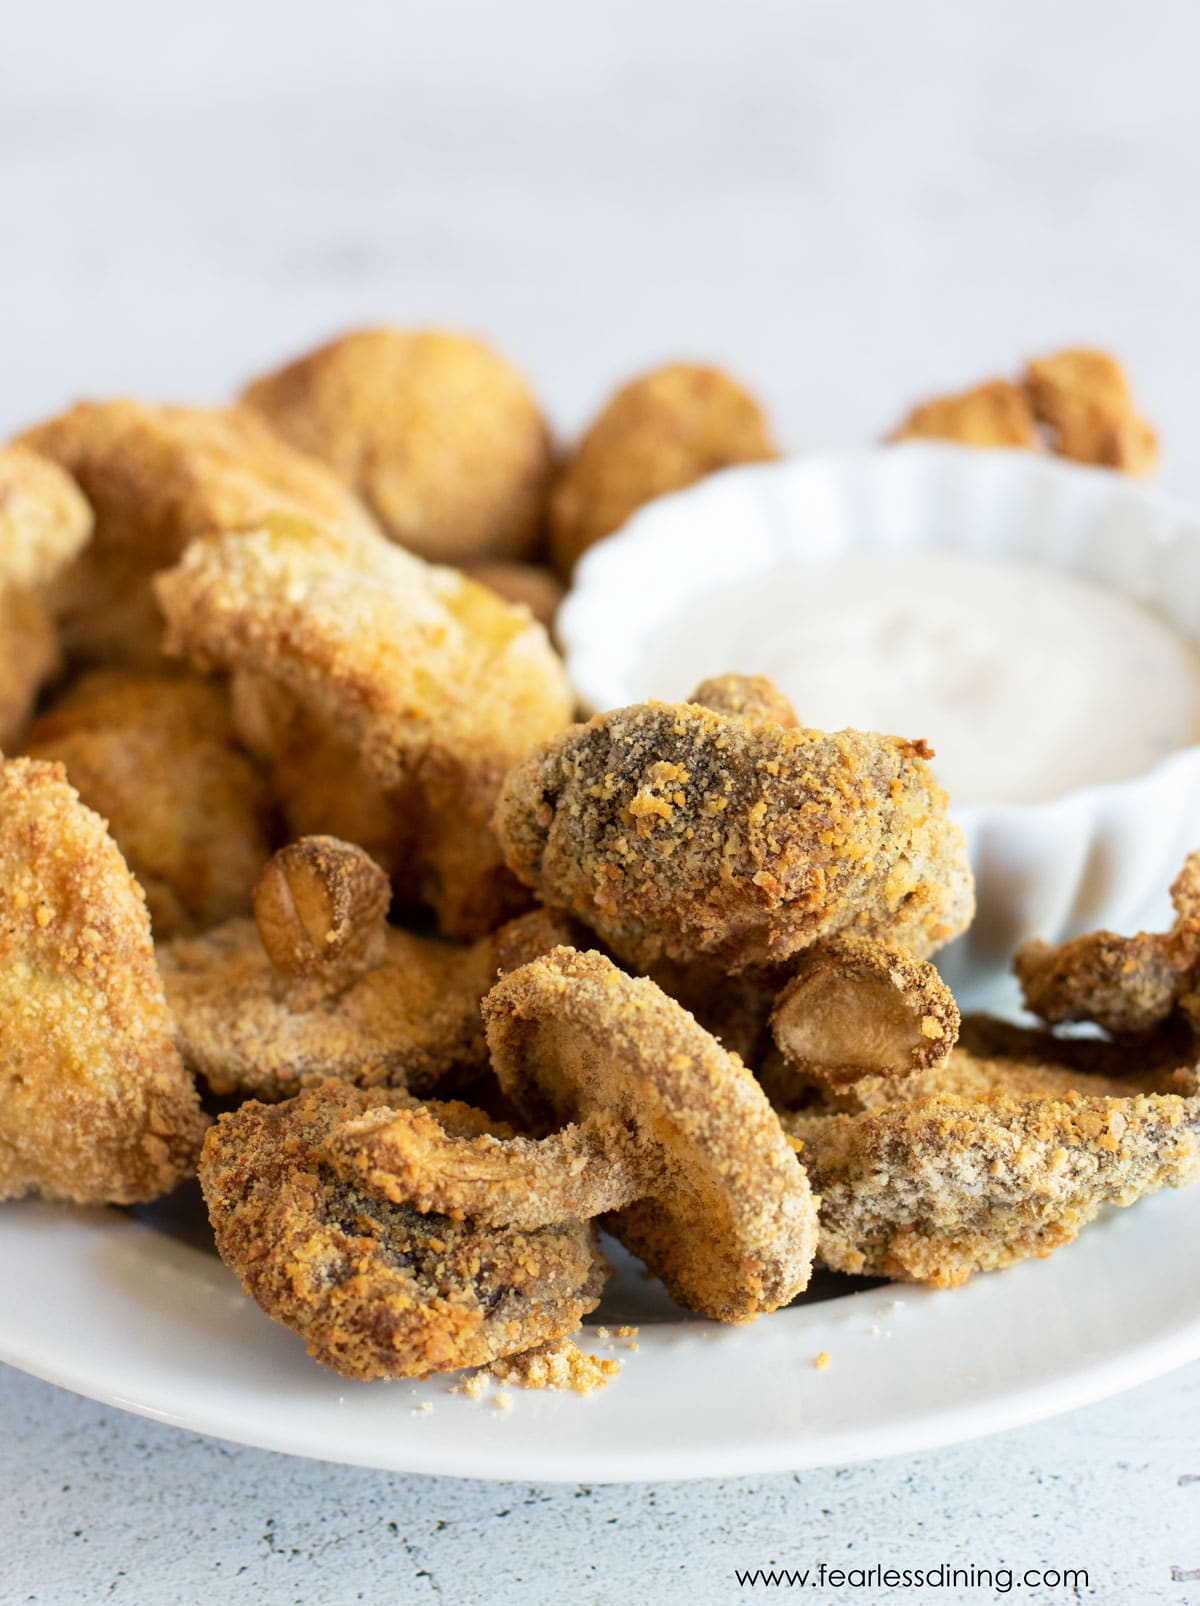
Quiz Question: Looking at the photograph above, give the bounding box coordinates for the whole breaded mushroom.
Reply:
[19,400,380,669]
[241,328,553,565]
[549,362,776,578]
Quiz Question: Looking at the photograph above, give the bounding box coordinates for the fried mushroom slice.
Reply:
[495,682,974,973]
[549,363,777,578]
[1015,853,1200,1036]
[783,1085,1200,1287]
[770,937,959,1090]
[156,516,572,937]
[241,329,552,565]
[199,1083,608,1381]
[0,757,206,1203]
[480,947,818,1323]
[159,913,494,1102]
[1024,348,1158,475]
[0,445,94,746]
[24,670,274,938]
[19,400,381,669]
[887,379,1038,449]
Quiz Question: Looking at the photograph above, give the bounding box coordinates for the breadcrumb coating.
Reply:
[19,400,380,669]
[0,444,94,591]
[1025,348,1158,474]
[549,363,776,577]
[495,690,974,972]
[159,919,496,1100]
[888,380,1038,449]
[242,328,552,564]
[1015,853,1200,1035]
[0,757,206,1203]
[155,516,572,937]
[228,672,412,883]
[483,947,818,1322]
[784,1084,1200,1287]
[199,1083,608,1381]
[0,445,94,746]
[24,670,273,938]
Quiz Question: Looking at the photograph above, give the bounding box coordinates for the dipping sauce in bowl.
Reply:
[636,550,1200,806]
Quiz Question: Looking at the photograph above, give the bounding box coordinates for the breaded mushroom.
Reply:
[19,400,380,669]
[548,363,776,577]
[199,1083,609,1381]
[888,379,1038,449]
[160,844,576,1101]
[241,328,552,564]
[1015,852,1200,1036]
[784,1080,1200,1287]
[24,670,274,938]
[0,445,94,746]
[0,757,206,1203]
[155,516,573,937]
[494,681,974,973]
[1025,347,1158,474]
[480,947,818,1322]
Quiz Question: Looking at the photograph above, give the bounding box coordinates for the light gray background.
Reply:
[2,2,1199,1602]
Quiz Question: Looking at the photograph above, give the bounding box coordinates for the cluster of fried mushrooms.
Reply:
[0,330,1190,1386]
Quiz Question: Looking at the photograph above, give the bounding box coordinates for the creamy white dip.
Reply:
[636,552,1200,805]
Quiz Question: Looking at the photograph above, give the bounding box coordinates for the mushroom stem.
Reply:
[253,835,391,994]
[770,936,959,1090]
[320,1104,659,1229]
[689,673,798,729]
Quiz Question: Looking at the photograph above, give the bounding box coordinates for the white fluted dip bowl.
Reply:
[557,444,1200,1001]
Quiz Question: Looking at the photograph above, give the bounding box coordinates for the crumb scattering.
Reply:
[814,1350,831,1371]
[485,1338,621,1394]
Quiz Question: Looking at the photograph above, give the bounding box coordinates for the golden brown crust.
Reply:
[769,937,959,1090]
[483,947,818,1322]
[548,363,776,577]
[1025,348,1158,474]
[155,516,572,937]
[832,1044,1172,1114]
[0,757,206,1203]
[0,444,94,591]
[494,688,974,973]
[24,670,273,939]
[888,379,1038,449]
[784,1084,1200,1287]
[228,672,413,883]
[1015,858,1200,1035]
[199,1083,608,1381]
[19,400,380,669]
[158,917,496,1100]
[0,445,94,747]
[252,835,390,988]
[242,329,552,564]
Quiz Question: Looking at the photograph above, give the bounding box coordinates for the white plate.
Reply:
[3,1173,1199,1482]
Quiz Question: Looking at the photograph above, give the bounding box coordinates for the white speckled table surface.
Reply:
[3,2,1200,1601]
